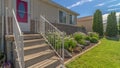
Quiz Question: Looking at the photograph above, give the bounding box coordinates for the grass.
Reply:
[66,38,120,68]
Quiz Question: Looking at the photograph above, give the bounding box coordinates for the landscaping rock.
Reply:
[77,44,85,49]
[73,46,82,53]
[64,49,72,58]
[86,41,90,46]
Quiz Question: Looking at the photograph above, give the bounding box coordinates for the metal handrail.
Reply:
[39,15,64,67]
[40,16,62,34]
[12,9,24,68]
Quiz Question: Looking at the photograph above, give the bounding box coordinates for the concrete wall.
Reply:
[77,16,93,32]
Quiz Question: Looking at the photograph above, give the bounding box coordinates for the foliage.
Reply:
[106,12,118,37]
[90,37,99,43]
[119,15,120,35]
[69,38,77,48]
[93,9,104,36]
[64,37,77,52]
[64,37,70,49]
[78,39,87,46]
[73,32,86,42]
[85,32,99,43]
[88,32,99,39]
[85,36,91,41]
[66,38,120,68]
[0,52,4,60]
[47,32,77,52]
[47,32,62,49]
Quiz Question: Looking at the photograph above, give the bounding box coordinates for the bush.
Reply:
[78,40,87,46]
[119,30,120,35]
[64,37,77,52]
[0,52,4,60]
[85,36,91,41]
[73,32,86,42]
[64,37,70,49]
[47,32,63,49]
[69,38,77,48]
[88,32,99,39]
[90,37,99,43]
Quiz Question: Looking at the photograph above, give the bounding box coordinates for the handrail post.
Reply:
[12,9,25,68]
[62,33,64,68]
[6,7,9,35]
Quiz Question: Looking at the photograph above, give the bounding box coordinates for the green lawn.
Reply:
[66,38,120,68]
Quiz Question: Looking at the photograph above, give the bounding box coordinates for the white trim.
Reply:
[15,0,31,32]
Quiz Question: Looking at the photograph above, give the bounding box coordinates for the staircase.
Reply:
[15,34,61,68]
[6,10,64,68]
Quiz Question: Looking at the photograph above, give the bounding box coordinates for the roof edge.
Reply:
[42,0,80,16]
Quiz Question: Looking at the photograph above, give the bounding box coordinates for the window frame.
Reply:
[59,10,67,24]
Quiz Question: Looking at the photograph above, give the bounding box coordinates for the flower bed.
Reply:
[46,32,100,61]
[63,32,99,59]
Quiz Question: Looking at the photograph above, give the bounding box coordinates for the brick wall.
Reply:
[52,23,87,35]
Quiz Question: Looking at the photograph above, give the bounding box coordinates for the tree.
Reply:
[93,9,103,36]
[119,15,120,35]
[106,12,118,37]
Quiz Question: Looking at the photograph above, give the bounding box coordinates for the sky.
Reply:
[52,0,120,18]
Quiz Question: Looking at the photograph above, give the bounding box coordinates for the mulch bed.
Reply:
[64,43,95,62]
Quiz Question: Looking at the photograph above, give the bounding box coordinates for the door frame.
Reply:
[14,0,31,32]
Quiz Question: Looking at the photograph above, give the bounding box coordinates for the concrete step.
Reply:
[27,56,60,68]
[56,64,64,68]
[24,38,45,47]
[25,49,55,67]
[24,43,50,55]
[14,33,61,68]
[23,34,42,40]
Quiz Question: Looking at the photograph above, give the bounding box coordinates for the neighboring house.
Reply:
[77,13,120,33]
[77,16,93,32]
[0,0,82,68]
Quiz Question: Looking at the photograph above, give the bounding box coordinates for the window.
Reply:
[70,15,75,24]
[59,11,66,23]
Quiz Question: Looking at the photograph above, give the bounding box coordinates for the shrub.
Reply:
[64,37,77,52]
[47,32,63,49]
[69,38,77,48]
[88,32,99,39]
[78,40,87,46]
[90,37,99,43]
[73,32,86,42]
[64,37,70,49]
[85,36,91,41]
[0,52,4,60]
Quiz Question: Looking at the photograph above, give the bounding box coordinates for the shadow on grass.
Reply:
[105,36,120,41]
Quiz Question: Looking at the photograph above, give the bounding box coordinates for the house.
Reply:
[77,13,120,33]
[5,0,79,32]
[0,0,82,68]
[77,16,93,32]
